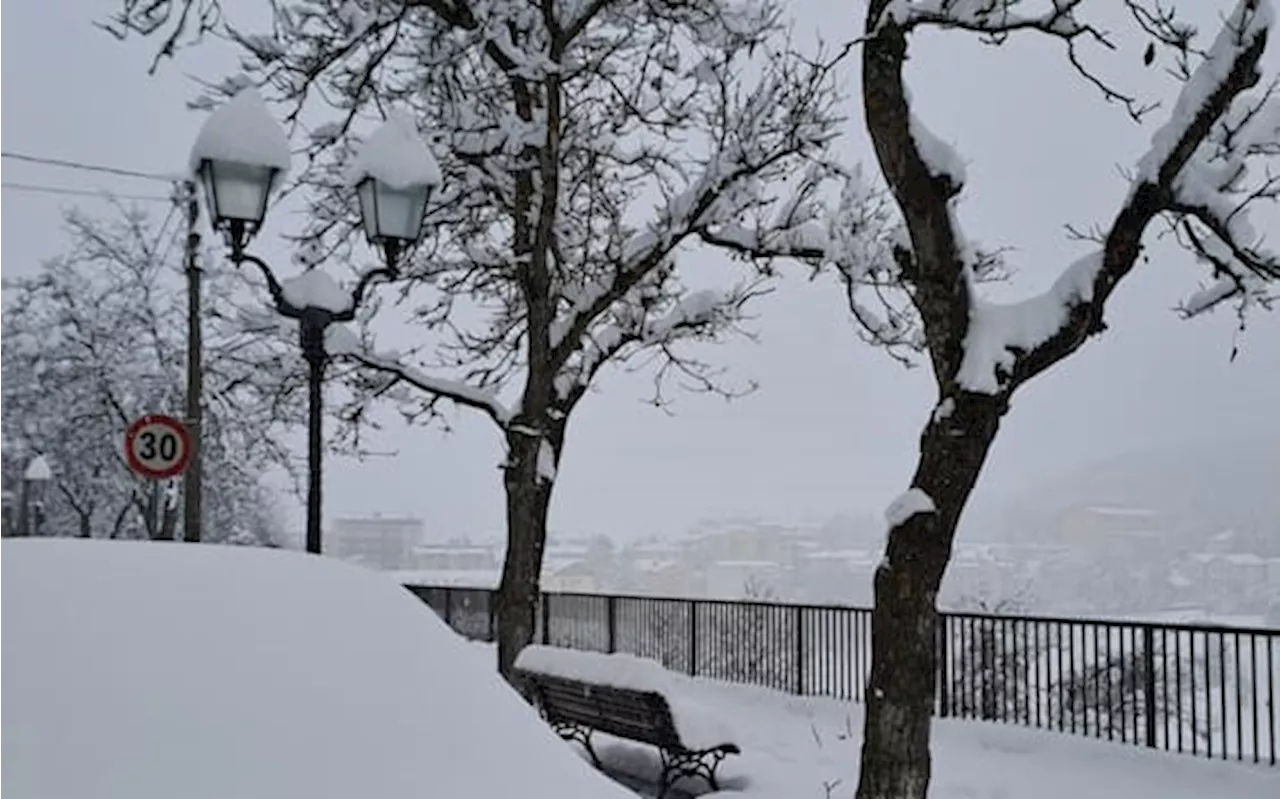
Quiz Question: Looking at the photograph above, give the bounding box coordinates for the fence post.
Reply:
[606,595,617,654]
[1142,624,1156,748]
[938,613,950,718]
[486,589,496,642]
[794,605,806,695]
[688,599,699,676]
[541,592,551,645]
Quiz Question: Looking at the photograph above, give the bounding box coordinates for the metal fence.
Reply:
[404,584,1279,766]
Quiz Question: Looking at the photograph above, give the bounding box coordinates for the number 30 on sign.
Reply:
[124,415,192,480]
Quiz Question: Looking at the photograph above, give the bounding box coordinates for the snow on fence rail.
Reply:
[402,584,1279,766]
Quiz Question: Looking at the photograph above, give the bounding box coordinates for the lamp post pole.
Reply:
[189,90,439,556]
[182,179,204,544]
[300,307,331,555]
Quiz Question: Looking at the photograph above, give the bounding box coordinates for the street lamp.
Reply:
[190,90,439,555]
[20,455,52,537]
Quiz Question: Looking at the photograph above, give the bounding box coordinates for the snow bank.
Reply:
[516,645,735,751]
[1,539,637,799]
[188,88,291,173]
[281,268,352,313]
[345,112,442,189]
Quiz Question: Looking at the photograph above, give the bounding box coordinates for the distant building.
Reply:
[1059,505,1162,543]
[328,515,425,570]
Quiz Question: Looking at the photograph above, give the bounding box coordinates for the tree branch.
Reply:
[334,343,514,429]
[863,0,973,385]
[1009,1,1272,388]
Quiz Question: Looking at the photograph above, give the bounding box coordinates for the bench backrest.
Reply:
[522,671,685,751]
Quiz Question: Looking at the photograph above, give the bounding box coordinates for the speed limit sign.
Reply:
[124,415,192,480]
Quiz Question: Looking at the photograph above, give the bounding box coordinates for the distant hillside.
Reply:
[978,435,1280,553]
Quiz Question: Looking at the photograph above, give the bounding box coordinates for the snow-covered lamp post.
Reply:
[190,90,439,555]
[19,455,52,537]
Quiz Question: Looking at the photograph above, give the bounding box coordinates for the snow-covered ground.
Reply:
[1,539,635,799]
[5,538,1274,799]
[486,641,1280,799]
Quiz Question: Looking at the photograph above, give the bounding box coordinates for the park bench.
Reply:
[516,649,740,798]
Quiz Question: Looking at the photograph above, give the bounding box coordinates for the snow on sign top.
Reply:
[188,88,291,174]
[3,539,637,799]
[344,112,442,189]
[324,324,362,356]
[23,455,52,481]
[281,268,352,314]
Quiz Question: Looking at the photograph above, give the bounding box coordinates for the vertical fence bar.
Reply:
[541,592,551,645]
[1056,621,1065,733]
[1250,634,1258,764]
[1025,619,1034,727]
[1119,625,1128,744]
[1219,632,1228,760]
[938,614,951,718]
[1234,631,1243,762]
[1267,637,1275,766]
[1191,632,1199,757]
[688,598,698,677]
[606,595,617,653]
[1143,625,1157,748]
[795,605,806,695]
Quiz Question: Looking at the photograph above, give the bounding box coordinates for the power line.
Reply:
[1,151,178,183]
[1,181,173,203]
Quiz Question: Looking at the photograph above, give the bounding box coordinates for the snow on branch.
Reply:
[554,275,771,405]
[872,0,1266,123]
[326,328,514,428]
[956,0,1277,394]
[876,0,1093,39]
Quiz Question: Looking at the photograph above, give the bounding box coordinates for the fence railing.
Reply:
[403,583,1279,766]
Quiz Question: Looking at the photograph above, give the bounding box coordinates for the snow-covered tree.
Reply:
[2,205,298,545]
[697,1,1279,795]
[107,0,850,679]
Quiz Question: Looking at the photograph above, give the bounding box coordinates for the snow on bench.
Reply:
[515,644,735,753]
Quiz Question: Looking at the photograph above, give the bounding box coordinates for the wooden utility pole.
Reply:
[181,180,204,543]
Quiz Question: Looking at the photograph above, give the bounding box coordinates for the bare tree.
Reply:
[694,1,1278,795]
[2,205,300,544]
[105,0,852,680]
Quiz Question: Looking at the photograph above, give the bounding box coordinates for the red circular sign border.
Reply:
[124,414,192,480]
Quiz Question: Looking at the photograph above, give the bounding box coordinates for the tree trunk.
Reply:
[495,428,558,686]
[855,393,1004,799]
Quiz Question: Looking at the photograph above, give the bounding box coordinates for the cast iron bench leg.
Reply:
[658,747,730,797]
[551,720,601,769]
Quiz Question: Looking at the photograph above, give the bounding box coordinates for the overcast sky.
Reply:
[3,1,1277,544]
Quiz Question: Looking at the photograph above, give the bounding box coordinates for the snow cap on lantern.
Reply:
[345,112,441,255]
[189,87,292,255]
